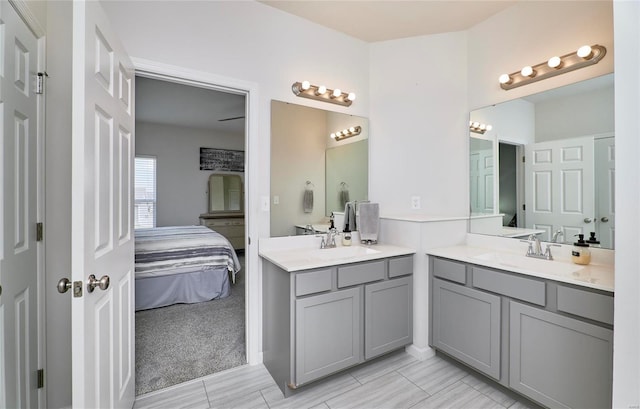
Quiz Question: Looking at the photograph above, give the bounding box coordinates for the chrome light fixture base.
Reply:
[292,81,354,107]
[500,44,607,90]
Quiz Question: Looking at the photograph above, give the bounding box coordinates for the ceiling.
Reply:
[136,1,519,134]
[258,0,517,42]
[135,76,246,134]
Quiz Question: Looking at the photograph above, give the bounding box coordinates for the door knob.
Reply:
[87,274,110,293]
[57,278,72,293]
[583,218,593,223]
[601,217,609,223]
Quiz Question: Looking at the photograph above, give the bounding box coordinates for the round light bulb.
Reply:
[479,124,486,130]
[342,129,349,135]
[472,122,480,128]
[499,74,512,84]
[577,45,593,59]
[347,92,356,101]
[332,88,342,98]
[330,133,336,139]
[469,120,473,126]
[301,80,311,90]
[316,85,326,95]
[349,127,355,133]
[336,131,342,137]
[486,125,493,131]
[548,56,562,69]
[521,66,535,77]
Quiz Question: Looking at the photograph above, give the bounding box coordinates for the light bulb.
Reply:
[347,92,356,101]
[472,122,480,128]
[349,127,355,133]
[548,56,562,69]
[330,133,336,139]
[316,85,326,95]
[577,45,593,59]
[499,74,512,84]
[521,66,535,77]
[332,88,342,98]
[486,125,493,131]
[479,124,486,130]
[342,129,348,135]
[336,131,342,137]
[301,80,311,90]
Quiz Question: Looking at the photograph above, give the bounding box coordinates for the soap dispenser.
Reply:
[572,234,591,265]
[586,231,601,248]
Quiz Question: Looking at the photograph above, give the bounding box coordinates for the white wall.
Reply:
[135,121,244,227]
[612,1,640,407]
[369,31,469,217]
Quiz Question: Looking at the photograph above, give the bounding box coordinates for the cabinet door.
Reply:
[509,301,613,409]
[432,278,501,380]
[295,287,362,385]
[365,277,413,359]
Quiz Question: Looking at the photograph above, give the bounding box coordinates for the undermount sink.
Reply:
[472,252,584,275]
[309,246,381,260]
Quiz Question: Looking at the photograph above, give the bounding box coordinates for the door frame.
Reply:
[4,1,47,407]
[132,58,261,364]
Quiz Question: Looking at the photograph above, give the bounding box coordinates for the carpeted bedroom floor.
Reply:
[135,254,246,396]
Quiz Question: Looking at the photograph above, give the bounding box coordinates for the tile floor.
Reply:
[133,351,537,409]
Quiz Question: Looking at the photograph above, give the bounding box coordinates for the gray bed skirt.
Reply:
[135,265,230,311]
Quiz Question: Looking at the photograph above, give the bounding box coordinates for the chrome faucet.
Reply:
[521,234,559,260]
[322,227,337,248]
[551,229,564,243]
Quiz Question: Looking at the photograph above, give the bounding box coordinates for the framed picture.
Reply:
[199,147,244,172]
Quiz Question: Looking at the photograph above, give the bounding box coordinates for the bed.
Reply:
[134,225,242,311]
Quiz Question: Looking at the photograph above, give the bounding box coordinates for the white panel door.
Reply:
[0,2,40,408]
[470,148,494,214]
[595,137,615,248]
[525,136,594,241]
[71,1,135,408]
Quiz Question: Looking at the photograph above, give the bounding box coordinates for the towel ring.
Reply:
[340,182,349,189]
[305,180,315,189]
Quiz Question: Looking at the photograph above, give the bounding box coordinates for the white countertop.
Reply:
[427,244,614,293]
[259,239,416,272]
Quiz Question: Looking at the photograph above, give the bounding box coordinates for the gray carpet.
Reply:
[135,256,246,395]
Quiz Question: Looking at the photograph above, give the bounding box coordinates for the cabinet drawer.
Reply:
[338,260,385,288]
[432,257,466,284]
[388,255,413,278]
[557,285,614,325]
[472,267,545,306]
[296,268,333,297]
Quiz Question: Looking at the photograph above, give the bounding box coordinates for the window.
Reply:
[134,156,156,229]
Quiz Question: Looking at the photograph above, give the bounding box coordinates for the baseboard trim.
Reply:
[405,344,436,361]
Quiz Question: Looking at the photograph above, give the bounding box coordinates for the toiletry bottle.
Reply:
[571,234,591,265]
[342,229,352,246]
[586,232,601,248]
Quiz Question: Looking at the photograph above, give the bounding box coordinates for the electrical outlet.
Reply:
[411,196,421,210]
[273,195,280,205]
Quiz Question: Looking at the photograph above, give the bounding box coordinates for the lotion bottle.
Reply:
[572,234,591,265]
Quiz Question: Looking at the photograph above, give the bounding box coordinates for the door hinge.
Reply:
[36,72,48,94]
[522,155,526,163]
[522,204,526,211]
[36,222,43,242]
[248,237,251,245]
[37,369,44,389]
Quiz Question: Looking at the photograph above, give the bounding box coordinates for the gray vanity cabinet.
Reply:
[509,301,613,409]
[364,276,413,359]
[429,255,614,409]
[295,287,362,385]
[263,254,414,397]
[432,277,501,380]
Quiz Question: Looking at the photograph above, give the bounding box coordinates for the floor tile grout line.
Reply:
[259,388,271,409]
[202,379,212,407]
[395,369,433,398]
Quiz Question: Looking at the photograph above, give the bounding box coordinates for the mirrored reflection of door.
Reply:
[470,138,494,214]
[595,137,615,248]
[524,136,594,241]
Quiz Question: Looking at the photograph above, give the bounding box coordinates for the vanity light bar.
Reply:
[499,44,607,90]
[469,121,492,134]
[292,81,356,107]
[330,126,362,141]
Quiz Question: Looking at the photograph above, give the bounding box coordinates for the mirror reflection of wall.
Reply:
[468,74,615,249]
[270,100,369,237]
[325,140,368,215]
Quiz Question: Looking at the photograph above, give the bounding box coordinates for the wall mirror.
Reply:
[207,173,244,214]
[469,73,615,249]
[270,100,369,237]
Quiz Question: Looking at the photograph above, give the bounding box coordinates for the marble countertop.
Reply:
[260,241,416,272]
[427,244,614,293]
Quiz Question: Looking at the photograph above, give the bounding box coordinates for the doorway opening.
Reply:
[133,74,248,395]
[498,141,524,228]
